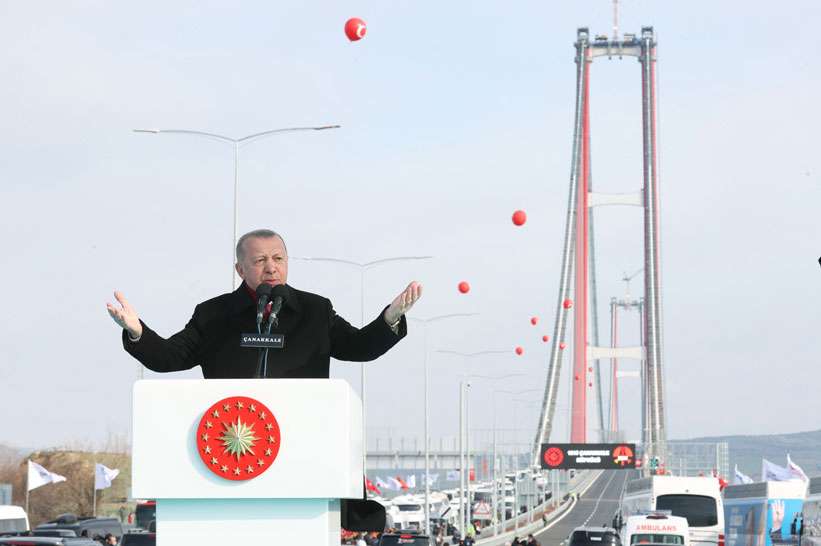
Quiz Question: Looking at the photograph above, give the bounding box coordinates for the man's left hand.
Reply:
[384,281,423,325]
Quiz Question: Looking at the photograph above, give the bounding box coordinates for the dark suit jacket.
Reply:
[122,283,406,378]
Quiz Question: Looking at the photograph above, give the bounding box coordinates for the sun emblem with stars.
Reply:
[195,396,281,481]
[219,417,259,459]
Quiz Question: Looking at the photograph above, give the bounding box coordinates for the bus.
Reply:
[622,476,724,546]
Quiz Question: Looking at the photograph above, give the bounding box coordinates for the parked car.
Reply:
[120,530,156,546]
[0,506,28,535]
[34,514,122,540]
[568,526,622,546]
[379,533,431,546]
[31,530,77,538]
[0,537,99,545]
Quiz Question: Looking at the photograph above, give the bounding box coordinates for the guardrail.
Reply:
[475,470,602,546]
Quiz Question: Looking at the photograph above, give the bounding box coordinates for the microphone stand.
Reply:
[260,308,279,378]
[255,297,268,378]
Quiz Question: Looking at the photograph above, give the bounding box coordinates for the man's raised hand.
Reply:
[384,281,423,325]
[106,291,143,339]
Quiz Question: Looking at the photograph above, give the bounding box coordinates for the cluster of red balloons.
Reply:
[341,21,578,361]
[455,208,574,356]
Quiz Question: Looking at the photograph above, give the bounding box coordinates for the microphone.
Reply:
[264,284,288,334]
[255,284,273,333]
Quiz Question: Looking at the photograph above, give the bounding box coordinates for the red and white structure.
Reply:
[532,26,667,463]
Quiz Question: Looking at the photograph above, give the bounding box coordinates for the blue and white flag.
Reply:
[762,458,794,482]
[446,470,460,481]
[734,465,754,485]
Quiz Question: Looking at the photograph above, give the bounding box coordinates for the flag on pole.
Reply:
[365,477,381,495]
[423,473,440,486]
[787,454,809,482]
[446,470,459,481]
[27,461,67,491]
[762,458,794,482]
[406,474,416,489]
[395,476,409,491]
[375,477,390,491]
[94,463,120,490]
[388,477,402,491]
[734,465,754,485]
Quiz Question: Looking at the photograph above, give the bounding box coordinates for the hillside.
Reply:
[683,429,821,479]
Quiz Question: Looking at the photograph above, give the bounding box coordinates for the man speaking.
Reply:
[107,228,422,378]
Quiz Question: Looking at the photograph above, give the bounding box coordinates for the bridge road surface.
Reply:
[533,470,632,545]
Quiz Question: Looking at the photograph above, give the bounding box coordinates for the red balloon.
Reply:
[542,335,549,342]
[515,346,524,355]
[458,281,470,294]
[588,382,593,387]
[530,317,538,326]
[559,342,567,350]
[563,298,573,309]
[344,17,367,41]
[512,210,527,226]
[574,374,579,380]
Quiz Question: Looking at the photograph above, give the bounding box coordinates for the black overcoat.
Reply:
[122,283,406,378]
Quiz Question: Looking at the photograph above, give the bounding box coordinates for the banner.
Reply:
[540,443,637,470]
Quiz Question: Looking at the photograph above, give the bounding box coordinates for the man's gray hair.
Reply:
[235,229,287,261]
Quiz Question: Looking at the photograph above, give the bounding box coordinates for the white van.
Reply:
[622,476,724,546]
[623,513,691,546]
[0,505,29,534]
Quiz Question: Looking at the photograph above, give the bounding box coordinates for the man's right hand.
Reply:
[106,291,143,340]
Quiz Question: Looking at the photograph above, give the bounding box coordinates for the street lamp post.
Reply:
[292,255,432,475]
[436,349,523,537]
[511,397,541,529]
[133,125,341,290]
[410,314,479,535]
[492,389,540,536]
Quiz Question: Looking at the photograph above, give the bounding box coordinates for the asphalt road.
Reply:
[532,470,631,546]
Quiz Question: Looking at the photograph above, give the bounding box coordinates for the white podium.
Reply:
[132,379,363,545]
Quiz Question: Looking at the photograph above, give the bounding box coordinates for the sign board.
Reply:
[539,443,636,470]
[0,484,11,505]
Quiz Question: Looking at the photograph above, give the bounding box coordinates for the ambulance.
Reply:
[623,512,691,546]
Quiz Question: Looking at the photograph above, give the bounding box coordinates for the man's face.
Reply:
[106,537,117,545]
[235,236,288,291]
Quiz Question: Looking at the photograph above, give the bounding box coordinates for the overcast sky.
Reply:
[0,0,819,453]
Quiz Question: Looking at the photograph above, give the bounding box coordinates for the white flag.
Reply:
[423,473,440,486]
[762,458,794,482]
[95,463,120,490]
[388,477,402,491]
[375,477,389,491]
[406,474,416,488]
[446,470,460,481]
[734,465,754,485]
[28,461,67,491]
[787,454,809,482]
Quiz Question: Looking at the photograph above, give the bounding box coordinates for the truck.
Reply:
[723,480,806,546]
[800,476,821,546]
